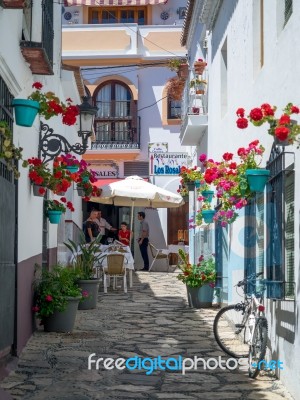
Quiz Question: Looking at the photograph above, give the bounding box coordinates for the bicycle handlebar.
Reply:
[236,272,263,287]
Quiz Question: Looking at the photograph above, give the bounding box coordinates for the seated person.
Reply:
[118,222,132,246]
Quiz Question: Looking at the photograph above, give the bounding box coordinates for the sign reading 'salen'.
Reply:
[149,152,188,176]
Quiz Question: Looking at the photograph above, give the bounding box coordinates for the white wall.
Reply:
[198,0,300,396]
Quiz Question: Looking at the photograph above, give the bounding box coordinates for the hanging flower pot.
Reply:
[12,99,40,127]
[185,181,195,191]
[202,210,216,224]
[245,169,270,192]
[32,184,47,197]
[66,165,79,173]
[77,185,85,197]
[47,210,62,224]
[201,190,214,203]
[194,60,207,75]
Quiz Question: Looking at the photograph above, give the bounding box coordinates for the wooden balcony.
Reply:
[20,42,53,75]
[0,0,25,8]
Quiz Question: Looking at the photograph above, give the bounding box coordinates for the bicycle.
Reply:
[213,272,268,378]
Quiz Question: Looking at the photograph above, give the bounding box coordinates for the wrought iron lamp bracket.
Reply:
[38,122,91,163]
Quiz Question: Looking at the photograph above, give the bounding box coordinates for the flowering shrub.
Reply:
[28,82,79,126]
[32,265,81,320]
[0,121,23,178]
[48,156,74,194]
[236,103,300,144]
[176,249,216,288]
[60,154,80,168]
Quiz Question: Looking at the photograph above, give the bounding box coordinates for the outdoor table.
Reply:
[99,245,135,288]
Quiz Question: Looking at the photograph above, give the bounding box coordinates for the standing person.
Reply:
[118,222,132,246]
[95,210,117,245]
[137,212,149,271]
[85,210,100,243]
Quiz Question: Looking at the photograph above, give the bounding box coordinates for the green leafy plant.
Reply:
[167,58,187,72]
[32,264,82,320]
[176,250,216,288]
[64,232,103,280]
[0,121,23,178]
[190,77,207,87]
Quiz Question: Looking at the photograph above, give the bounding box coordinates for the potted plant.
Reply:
[64,232,103,310]
[177,185,189,202]
[166,77,185,101]
[48,156,74,195]
[178,166,204,191]
[44,199,74,224]
[236,103,300,146]
[32,264,82,332]
[193,58,207,75]
[75,164,102,200]
[198,202,216,224]
[0,121,23,178]
[60,154,80,173]
[176,249,216,308]
[22,157,51,197]
[13,82,79,128]
[190,77,207,94]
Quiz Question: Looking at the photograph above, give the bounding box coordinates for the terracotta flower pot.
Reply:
[194,61,206,75]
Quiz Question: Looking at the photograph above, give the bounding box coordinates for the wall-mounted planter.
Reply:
[66,165,79,173]
[201,190,214,203]
[245,169,270,192]
[12,99,40,127]
[202,209,216,224]
[47,210,62,224]
[77,185,85,197]
[185,182,195,191]
[32,184,46,197]
[177,64,189,80]
[194,61,206,75]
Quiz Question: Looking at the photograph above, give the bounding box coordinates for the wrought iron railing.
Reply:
[91,117,140,150]
[42,0,54,66]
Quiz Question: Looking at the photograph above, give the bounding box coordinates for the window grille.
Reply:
[266,146,295,299]
[124,162,148,177]
[0,75,14,183]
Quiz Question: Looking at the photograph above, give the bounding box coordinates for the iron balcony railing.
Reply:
[91,116,141,150]
[42,0,54,66]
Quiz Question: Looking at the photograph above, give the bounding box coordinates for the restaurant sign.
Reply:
[149,152,188,176]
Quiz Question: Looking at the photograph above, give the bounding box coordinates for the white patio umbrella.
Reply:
[90,175,184,235]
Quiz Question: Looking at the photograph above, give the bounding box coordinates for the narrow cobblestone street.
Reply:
[0,272,294,400]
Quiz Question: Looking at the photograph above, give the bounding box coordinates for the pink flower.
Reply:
[32,306,40,313]
[82,290,89,298]
[45,295,53,302]
[199,153,207,162]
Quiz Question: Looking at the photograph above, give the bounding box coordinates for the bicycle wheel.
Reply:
[213,304,250,358]
[248,317,268,379]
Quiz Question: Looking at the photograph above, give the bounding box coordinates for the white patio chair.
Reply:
[149,243,170,272]
[103,253,127,294]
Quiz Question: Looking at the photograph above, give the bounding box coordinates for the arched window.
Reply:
[94,81,137,144]
[168,99,181,119]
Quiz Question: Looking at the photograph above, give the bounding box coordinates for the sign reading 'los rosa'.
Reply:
[149,152,188,176]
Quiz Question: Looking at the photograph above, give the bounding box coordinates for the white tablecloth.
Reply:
[168,244,189,254]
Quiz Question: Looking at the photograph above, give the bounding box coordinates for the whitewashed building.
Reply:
[62,0,189,264]
[181,0,299,397]
[0,0,82,361]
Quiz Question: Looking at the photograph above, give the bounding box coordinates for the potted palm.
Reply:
[32,265,82,332]
[65,232,103,310]
[176,250,216,308]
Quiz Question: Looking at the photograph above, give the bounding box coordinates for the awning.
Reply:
[64,0,167,6]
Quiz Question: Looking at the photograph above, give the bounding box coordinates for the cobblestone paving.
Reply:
[0,272,295,400]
